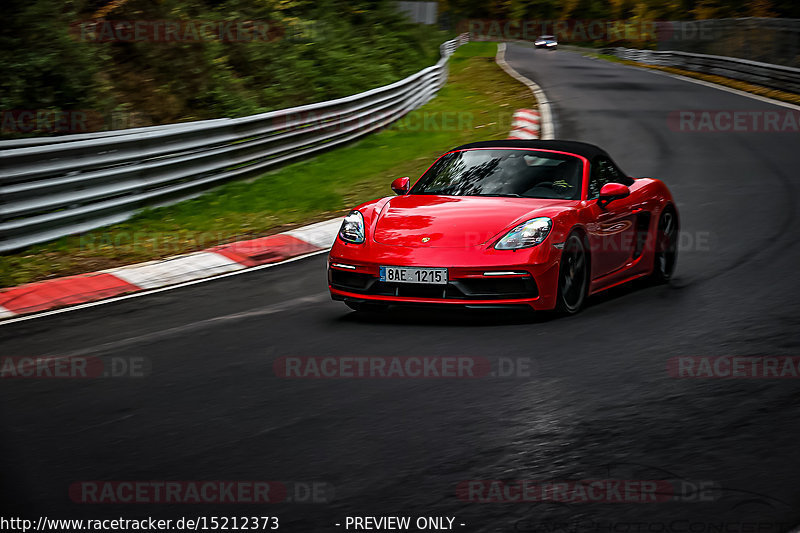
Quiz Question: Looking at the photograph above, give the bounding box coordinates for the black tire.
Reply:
[345,301,388,313]
[555,233,589,315]
[651,207,678,284]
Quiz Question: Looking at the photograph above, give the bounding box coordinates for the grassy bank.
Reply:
[1,42,535,288]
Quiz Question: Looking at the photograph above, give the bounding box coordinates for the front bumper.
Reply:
[328,240,561,310]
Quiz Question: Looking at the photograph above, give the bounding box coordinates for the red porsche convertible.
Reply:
[328,140,678,314]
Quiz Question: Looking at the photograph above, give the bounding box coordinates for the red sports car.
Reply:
[328,140,678,314]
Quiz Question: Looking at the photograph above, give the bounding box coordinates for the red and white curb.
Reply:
[508,108,541,139]
[0,218,342,321]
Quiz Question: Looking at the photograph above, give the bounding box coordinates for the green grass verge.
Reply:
[0,42,535,288]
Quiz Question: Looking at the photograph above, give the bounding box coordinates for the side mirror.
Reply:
[391,177,411,195]
[598,183,630,208]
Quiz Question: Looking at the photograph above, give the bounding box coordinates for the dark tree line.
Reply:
[439,0,800,20]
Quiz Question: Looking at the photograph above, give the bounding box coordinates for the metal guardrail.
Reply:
[606,47,800,94]
[0,33,469,253]
[0,119,234,150]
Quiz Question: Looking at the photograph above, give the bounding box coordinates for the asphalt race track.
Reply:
[2,44,799,531]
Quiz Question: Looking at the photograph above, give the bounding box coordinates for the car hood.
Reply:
[372,195,573,248]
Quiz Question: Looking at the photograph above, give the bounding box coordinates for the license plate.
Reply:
[380,266,448,285]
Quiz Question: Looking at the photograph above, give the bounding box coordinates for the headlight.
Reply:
[339,210,365,244]
[494,217,552,250]
[546,42,557,47]
[534,40,544,45]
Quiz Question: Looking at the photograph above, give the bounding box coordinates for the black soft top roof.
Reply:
[451,139,609,160]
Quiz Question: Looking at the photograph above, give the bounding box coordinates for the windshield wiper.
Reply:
[476,193,523,197]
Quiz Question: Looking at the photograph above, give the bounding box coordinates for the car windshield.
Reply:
[538,35,555,40]
[410,149,583,200]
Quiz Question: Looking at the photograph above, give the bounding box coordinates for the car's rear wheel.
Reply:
[651,207,678,283]
[555,233,589,314]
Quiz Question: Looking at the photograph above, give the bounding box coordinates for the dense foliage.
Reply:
[0,0,448,136]
[439,0,799,20]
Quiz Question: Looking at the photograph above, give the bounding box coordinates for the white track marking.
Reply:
[105,251,246,290]
[285,218,342,249]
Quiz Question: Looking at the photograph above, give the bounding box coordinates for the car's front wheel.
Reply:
[555,233,589,314]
